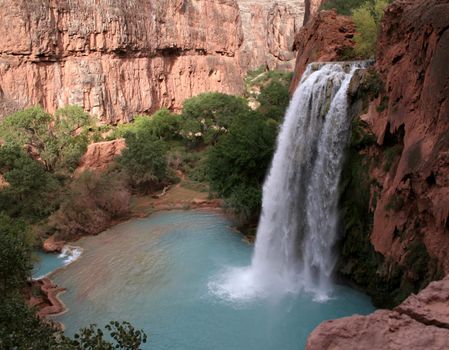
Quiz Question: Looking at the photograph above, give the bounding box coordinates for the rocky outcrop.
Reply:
[75,138,126,174]
[0,0,244,123]
[303,0,323,24]
[289,10,355,92]
[364,0,449,274]
[236,0,305,71]
[42,235,65,253]
[0,0,306,123]
[306,276,449,349]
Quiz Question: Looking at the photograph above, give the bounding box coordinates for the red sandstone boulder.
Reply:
[42,235,65,253]
[75,138,126,175]
[306,276,449,349]
[289,10,355,93]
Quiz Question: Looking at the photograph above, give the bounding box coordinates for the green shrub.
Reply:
[118,128,168,193]
[321,0,368,15]
[352,0,389,58]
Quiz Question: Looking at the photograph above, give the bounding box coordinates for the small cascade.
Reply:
[210,62,366,302]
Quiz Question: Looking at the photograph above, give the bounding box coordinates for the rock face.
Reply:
[366,0,449,273]
[306,276,449,349]
[289,10,355,93]
[75,138,126,174]
[0,0,305,123]
[236,0,305,71]
[0,0,244,123]
[303,0,323,24]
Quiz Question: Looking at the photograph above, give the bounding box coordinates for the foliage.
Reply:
[257,80,291,121]
[0,106,91,173]
[0,214,32,295]
[0,144,60,221]
[352,0,389,58]
[113,109,182,141]
[48,171,130,240]
[180,93,250,146]
[320,0,368,15]
[118,128,168,193]
[207,111,277,220]
[67,321,147,350]
[0,296,60,350]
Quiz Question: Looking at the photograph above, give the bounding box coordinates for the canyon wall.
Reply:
[0,0,244,123]
[236,0,305,71]
[366,0,449,277]
[0,0,305,123]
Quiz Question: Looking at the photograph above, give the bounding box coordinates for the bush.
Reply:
[352,0,389,58]
[49,171,130,239]
[0,214,32,296]
[0,106,90,173]
[113,109,182,141]
[118,128,168,193]
[321,0,368,15]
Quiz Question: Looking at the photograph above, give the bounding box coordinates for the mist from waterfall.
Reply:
[210,62,366,302]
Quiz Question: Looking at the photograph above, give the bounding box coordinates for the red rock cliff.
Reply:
[366,0,449,274]
[0,0,306,123]
[0,0,244,123]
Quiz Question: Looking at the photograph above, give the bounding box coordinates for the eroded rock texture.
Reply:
[306,276,449,350]
[366,0,449,273]
[0,0,306,123]
[236,0,305,71]
[289,10,355,93]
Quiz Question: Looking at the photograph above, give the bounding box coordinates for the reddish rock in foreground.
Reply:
[306,276,449,350]
[75,138,126,175]
[289,10,355,93]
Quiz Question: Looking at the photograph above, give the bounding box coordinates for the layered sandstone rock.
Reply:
[236,0,305,71]
[306,276,449,349]
[0,0,244,123]
[289,10,355,92]
[0,0,305,123]
[75,138,126,174]
[365,0,449,273]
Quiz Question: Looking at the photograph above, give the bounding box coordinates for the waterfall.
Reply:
[210,62,365,302]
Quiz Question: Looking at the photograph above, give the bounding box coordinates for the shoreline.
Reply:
[35,195,229,325]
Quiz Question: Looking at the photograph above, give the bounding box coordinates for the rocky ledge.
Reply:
[306,276,449,349]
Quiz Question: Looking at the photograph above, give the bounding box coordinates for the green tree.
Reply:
[352,0,389,58]
[118,129,168,193]
[0,214,32,295]
[321,0,368,15]
[0,105,90,173]
[0,145,60,221]
[207,111,277,220]
[180,93,250,146]
[257,80,291,121]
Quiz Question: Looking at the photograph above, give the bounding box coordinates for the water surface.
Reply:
[50,211,373,349]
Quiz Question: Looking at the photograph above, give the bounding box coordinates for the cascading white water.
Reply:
[210,62,366,302]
